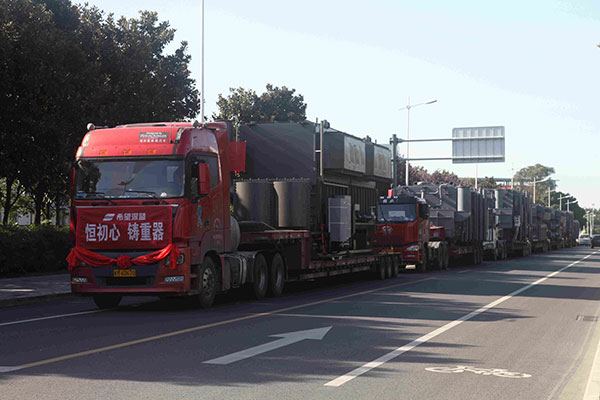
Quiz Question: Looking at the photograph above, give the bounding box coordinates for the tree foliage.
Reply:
[478,176,499,189]
[397,162,463,186]
[513,163,556,204]
[214,84,307,125]
[0,0,199,224]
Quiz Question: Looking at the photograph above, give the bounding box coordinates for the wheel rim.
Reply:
[275,267,282,288]
[202,266,214,295]
[258,267,266,290]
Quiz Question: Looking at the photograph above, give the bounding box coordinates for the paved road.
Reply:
[1,247,599,400]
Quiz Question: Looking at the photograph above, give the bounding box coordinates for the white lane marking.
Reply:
[0,366,23,373]
[325,251,598,387]
[204,327,332,365]
[0,309,104,327]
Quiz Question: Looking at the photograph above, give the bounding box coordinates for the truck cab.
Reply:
[68,121,245,308]
[372,195,431,270]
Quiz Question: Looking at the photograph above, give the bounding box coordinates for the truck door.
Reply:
[190,153,224,254]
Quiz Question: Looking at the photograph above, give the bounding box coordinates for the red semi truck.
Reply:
[373,183,488,272]
[372,194,450,272]
[68,121,397,309]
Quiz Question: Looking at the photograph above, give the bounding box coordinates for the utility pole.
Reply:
[390,134,400,189]
[399,98,437,185]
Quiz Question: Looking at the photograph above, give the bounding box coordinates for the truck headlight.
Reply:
[406,245,420,252]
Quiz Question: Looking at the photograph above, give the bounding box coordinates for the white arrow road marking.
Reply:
[203,326,332,365]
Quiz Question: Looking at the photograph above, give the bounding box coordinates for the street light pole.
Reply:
[592,204,596,234]
[558,194,571,210]
[532,175,551,204]
[399,97,437,185]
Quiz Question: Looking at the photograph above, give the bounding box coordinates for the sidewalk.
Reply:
[0,273,72,308]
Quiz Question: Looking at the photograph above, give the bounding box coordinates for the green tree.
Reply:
[213,84,307,126]
[478,176,499,189]
[431,169,461,184]
[513,164,556,204]
[0,0,200,224]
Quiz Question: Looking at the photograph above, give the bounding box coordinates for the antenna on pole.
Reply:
[200,0,205,125]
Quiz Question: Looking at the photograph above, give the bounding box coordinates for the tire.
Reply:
[197,257,217,308]
[392,256,400,277]
[93,294,122,309]
[385,257,393,278]
[252,253,268,299]
[377,258,387,280]
[268,253,285,297]
[416,248,428,273]
[442,246,449,270]
[436,248,444,270]
[491,247,498,261]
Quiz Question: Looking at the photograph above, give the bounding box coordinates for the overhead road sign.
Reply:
[452,126,505,164]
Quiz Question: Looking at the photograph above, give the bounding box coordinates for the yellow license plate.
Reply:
[114,269,136,277]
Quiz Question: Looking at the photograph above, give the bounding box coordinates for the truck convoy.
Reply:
[67,120,581,309]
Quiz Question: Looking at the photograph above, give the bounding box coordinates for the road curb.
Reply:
[0,293,74,309]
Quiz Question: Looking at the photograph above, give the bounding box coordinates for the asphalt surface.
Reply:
[0,247,599,400]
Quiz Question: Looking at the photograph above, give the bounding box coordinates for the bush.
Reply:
[0,225,72,277]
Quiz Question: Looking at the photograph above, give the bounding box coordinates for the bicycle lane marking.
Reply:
[0,276,434,373]
[325,250,599,387]
[425,365,532,378]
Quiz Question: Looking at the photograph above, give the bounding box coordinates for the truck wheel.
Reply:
[268,253,285,297]
[252,254,268,299]
[93,294,122,309]
[377,258,387,280]
[392,256,400,277]
[197,257,217,308]
[416,249,428,273]
[385,257,393,278]
[436,249,444,270]
[491,248,498,261]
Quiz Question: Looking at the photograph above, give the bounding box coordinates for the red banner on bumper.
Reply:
[66,244,180,270]
[76,206,172,249]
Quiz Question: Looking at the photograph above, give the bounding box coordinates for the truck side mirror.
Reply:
[197,163,210,195]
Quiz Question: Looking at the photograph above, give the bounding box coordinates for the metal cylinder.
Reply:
[234,180,276,226]
[273,179,311,229]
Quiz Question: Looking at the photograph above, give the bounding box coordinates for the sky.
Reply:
[77,0,600,208]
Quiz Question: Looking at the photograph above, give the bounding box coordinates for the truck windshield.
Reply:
[75,159,184,199]
[377,204,417,223]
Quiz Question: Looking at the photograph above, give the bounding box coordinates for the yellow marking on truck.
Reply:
[4,277,434,372]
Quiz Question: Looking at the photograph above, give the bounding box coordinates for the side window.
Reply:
[189,153,220,196]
